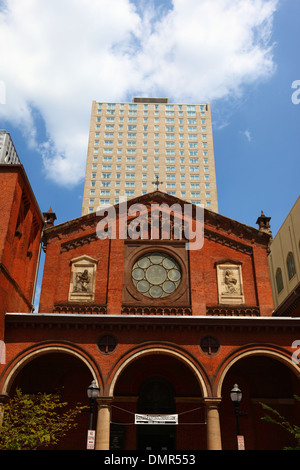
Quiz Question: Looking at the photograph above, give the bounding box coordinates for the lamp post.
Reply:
[87,380,100,430]
[230,384,243,438]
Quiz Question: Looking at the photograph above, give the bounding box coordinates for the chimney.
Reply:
[256,211,272,237]
[43,207,57,227]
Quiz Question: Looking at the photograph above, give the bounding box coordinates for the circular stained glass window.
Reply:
[131,252,182,298]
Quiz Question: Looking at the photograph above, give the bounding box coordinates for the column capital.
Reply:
[203,397,222,408]
[96,396,113,407]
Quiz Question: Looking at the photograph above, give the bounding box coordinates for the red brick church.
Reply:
[0,162,299,451]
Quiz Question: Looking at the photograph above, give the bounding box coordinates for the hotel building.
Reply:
[81,98,218,215]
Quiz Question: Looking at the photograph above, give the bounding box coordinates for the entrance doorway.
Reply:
[112,352,205,450]
[138,425,175,451]
[137,377,176,451]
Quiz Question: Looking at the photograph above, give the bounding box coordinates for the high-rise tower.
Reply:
[82,98,218,215]
[0,131,21,164]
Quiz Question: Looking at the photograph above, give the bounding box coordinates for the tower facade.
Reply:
[82,98,218,215]
[0,154,44,340]
[0,131,21,165]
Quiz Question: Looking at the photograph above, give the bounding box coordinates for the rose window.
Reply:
[131,252,182,299]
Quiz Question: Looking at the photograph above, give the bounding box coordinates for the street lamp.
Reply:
[87,380,100,430]
[230,384,242,436]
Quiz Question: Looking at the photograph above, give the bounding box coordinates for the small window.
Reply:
[275,268,284,293]
[287,252,296,280]
[200,336,220,356]
[97,335,118,354]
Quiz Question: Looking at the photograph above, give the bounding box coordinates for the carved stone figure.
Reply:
[68,255,98,302]
[74,269,91,292]
[216,263,244,305]
[224,270,238,294]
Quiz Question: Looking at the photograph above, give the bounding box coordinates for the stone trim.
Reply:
[205,228,253,255]
[54,303,107,315]
[60,232,99,253]
[121,305,192,315]
[206,306,260,316]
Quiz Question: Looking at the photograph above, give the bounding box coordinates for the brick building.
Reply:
[0,163,44,339]
[0,166,299,451]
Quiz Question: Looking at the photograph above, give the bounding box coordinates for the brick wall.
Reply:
[0,166,43,339]
[39,198,274,317]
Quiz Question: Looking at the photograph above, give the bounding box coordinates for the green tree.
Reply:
[0,388,87,450]
[260,395,300,450]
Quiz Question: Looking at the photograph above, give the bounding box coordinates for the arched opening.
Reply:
[287,251,296,280]
[220,354,300,450]
[275,267,284,294]
[5,351,95,450]
[111,352,206,450]
[137,377,176,451]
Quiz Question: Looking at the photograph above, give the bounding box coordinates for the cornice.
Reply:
[60,232,99,253]
[204,228,253,255]
[5,312,299,333]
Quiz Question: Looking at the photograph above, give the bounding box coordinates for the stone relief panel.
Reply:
[216,263,245,305]
[68,255,98,302]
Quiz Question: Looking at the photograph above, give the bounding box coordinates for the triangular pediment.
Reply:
[43,190,270,253]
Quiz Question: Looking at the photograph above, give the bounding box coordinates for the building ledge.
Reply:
[5,312,300,332]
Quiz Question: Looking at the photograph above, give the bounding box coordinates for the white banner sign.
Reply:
[237,435,245,450]
[87,430,95,449]
[135,414,178,425]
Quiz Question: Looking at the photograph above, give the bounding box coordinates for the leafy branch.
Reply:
[0,388,87,450]
[260,395,300,450]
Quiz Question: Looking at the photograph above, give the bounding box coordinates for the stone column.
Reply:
[95,397,113,450]
[204,398,222,450]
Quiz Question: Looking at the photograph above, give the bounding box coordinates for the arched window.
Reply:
[275,268,284,294]
[286,252,296,280]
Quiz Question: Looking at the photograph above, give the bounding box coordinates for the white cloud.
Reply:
[0,0,278,186]
[243,130,252,142]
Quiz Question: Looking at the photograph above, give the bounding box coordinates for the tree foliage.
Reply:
[260,395,300,450]
[0,388,87,450]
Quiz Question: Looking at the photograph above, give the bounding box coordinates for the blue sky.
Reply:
[0,0,299,306]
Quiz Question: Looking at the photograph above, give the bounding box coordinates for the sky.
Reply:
[0,0,299,307]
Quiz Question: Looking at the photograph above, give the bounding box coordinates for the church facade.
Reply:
[0,167,299,451]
